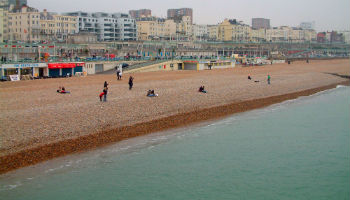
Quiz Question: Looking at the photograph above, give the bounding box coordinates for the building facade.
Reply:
[338,31,350,44]
[40,10,77,42]
[175,16,192,40]
[252,18,270,29]
[266,26,316,42]
[137,17,176,41]
[192,24,208,41]
[218,19,250,42]
[250,28,266,42]
[129,9,151,19]
[0,0,9,42]
[167,8,193,23]
[7,0,27,6]
[65,11,137,41]
[7,6,41,42]
[207,25,218,41]
[299,22,315,30]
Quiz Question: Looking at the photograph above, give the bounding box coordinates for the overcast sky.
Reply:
[29,0,349,31]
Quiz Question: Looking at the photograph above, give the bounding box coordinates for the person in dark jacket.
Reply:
[128,76,134,90]
[103,86,108,101]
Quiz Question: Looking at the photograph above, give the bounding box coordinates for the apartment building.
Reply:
[218,19,250,42]
[0,0,9,42]
[192,24,208,40]
[250,28,266,42]
[129,9,151,18]
[7,5,40,42]
[40,10,77,41]
[167,8,193,23]
[266,26,316,42]
[137,17,176,40]
[252,18,270,29]
[65,11,137,41]
[207,25,218,41]
[176,16,192,40]
[339,31,350,44]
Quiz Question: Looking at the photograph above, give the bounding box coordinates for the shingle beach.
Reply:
[0,59,349,174]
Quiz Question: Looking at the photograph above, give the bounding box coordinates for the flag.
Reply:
[24,29,27,33]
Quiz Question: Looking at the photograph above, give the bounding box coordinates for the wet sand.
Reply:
[0,59,349,174]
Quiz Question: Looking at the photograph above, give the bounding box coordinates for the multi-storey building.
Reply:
[299,22,315,30]
[167,8,193,23]
[8,0,27,6]
[252,18,270,29]
[266,26,316,42]
[266,26,290,42]
[218,19,250,42]
[65,11,137,41]
[136,15,193,41]
[0,0,9,42]
[175,16,192,40]
[250,28,266,42]
[137,17,176,40]
[192,24,208,40]
[113,13,137,41]
[207,25,218,41]
[129,9,151,19]
[339,31,350,44]
[7,5,41,42]
[39,10,77,42]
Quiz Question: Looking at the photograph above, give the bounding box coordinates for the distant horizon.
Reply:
[28,0,350,32]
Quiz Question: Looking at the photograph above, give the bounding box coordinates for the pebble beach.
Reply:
[0,59,349,174]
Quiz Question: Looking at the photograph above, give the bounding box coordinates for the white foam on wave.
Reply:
[336,85,347,88]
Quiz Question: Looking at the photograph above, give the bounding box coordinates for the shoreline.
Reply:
[1,80,349,174]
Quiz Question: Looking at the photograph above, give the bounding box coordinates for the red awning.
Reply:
[48,63,76,69]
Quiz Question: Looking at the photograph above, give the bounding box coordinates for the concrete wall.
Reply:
[126,60,235,73]
[126,60,182,73]
[84,60,146,74]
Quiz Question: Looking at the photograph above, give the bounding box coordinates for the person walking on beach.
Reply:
[128,76,134,90]
[116,69,120,80]
[103,86,108,102]
[119,71,123,80]
[267,74,271,85]
[104,81,108,88]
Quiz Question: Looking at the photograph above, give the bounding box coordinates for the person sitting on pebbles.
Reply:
[147,90,158,97]
[57,86,70,94]
[199,86,207,93]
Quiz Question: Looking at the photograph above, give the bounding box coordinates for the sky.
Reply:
[29,0,350,31]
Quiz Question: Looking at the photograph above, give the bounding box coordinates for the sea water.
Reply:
[1,86,349,200]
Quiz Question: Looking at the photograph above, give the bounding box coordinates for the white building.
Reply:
[65,11,137,41]
[339,31,350,44]
[300,22,315,30]
[192,24,208,40]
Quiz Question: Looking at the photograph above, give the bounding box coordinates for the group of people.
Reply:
[99,76,134,102]
[116,69,123,80]
[57,86,70,94]
[99,81,109,102]
[147,90,158,97]
[198,86,207,93]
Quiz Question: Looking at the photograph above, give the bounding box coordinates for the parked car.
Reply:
[122,63,129,68]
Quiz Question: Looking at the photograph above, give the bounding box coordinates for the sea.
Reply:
[1,86,349,200]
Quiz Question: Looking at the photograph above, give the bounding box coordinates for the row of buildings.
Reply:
[0,0,349,44]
